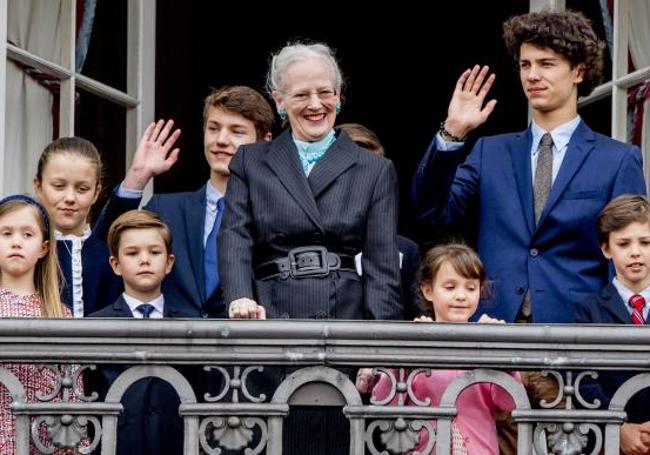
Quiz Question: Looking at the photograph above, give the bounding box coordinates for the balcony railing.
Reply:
[1,318,649,454]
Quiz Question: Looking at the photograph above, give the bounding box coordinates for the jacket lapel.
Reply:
[600,283,633,324]
[307,132,358,199]
[185,185,208,300]
[112,295,135,317]
[510,128,535,236]
[263,130,325,232]
[537,121,594,227]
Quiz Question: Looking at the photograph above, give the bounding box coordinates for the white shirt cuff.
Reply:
[434,132,464,151]
[117,182,144,199]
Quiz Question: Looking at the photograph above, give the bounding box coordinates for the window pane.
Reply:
[7,0,66,68]
[579,96,612,137]
[78,0,127,92]
[3,60,55,194]
[628,1,650,71]
[75,88,126,224]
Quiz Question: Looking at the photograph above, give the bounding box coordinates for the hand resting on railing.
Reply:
[620,421,650,455]
[228,298,266,319]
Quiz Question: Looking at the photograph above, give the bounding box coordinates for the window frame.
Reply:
[0,0,156,195]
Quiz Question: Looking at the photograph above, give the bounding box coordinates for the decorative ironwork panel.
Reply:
[0,319,649,453]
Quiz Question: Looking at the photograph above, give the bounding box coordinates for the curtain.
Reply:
[628,0,650,184]
[4,0,62,195]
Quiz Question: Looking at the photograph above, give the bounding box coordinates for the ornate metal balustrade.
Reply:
[0,318,649,454]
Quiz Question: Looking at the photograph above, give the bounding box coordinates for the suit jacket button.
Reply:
[516,286,525,295]
[530,248,539,257]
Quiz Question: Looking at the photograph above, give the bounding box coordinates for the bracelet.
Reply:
[439,121,467,142]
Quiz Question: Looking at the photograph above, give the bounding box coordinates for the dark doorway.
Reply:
[153,1,531,243]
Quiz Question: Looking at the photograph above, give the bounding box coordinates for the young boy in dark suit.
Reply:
[575,194,650,454]
[90,210,188,454]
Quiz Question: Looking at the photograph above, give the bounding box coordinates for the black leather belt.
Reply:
[255,246,357,280]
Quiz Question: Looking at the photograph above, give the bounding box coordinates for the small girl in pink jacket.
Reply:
[358,243,521,454]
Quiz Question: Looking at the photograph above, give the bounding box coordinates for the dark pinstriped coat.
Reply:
[219,129,402,321]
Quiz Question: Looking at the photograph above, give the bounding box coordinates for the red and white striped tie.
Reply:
[629,294,646,325]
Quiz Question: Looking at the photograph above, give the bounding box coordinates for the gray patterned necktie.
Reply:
[534,133,554,224]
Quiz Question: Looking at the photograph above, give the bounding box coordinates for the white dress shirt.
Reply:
[56,226,92,318]
[122,293,165,319]
[530,115,581,184]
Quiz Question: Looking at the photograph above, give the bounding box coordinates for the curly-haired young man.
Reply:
[413,8,645,323]
[412,9,646,452]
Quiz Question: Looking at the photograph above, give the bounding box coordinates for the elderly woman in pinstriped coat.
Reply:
[218,41,402,453]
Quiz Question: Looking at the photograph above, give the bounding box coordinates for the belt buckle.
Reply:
[288,246,329,278]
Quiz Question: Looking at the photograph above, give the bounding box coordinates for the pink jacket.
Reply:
[372,369,520,454]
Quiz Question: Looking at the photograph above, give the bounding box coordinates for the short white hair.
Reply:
[266,42,343,95]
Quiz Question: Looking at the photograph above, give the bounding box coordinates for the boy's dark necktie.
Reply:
[204,197,225,299]
[136,304,155,319]
[629,294,646,325]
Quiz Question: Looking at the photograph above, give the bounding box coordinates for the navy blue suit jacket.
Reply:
[57,235,122,315]
[412,121,646,322]
[88,296,193,455]
[574,284,650,423]
[103,185,225,318]
[57,191,140,315]
[397,235,423,320]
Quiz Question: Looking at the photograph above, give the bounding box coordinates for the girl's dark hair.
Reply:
[337,123,385,157]
[35,137,103,186]
[416,243,487,315]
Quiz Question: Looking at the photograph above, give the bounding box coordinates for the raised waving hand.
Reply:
[123,119,182,190]
[442,65,497,141]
